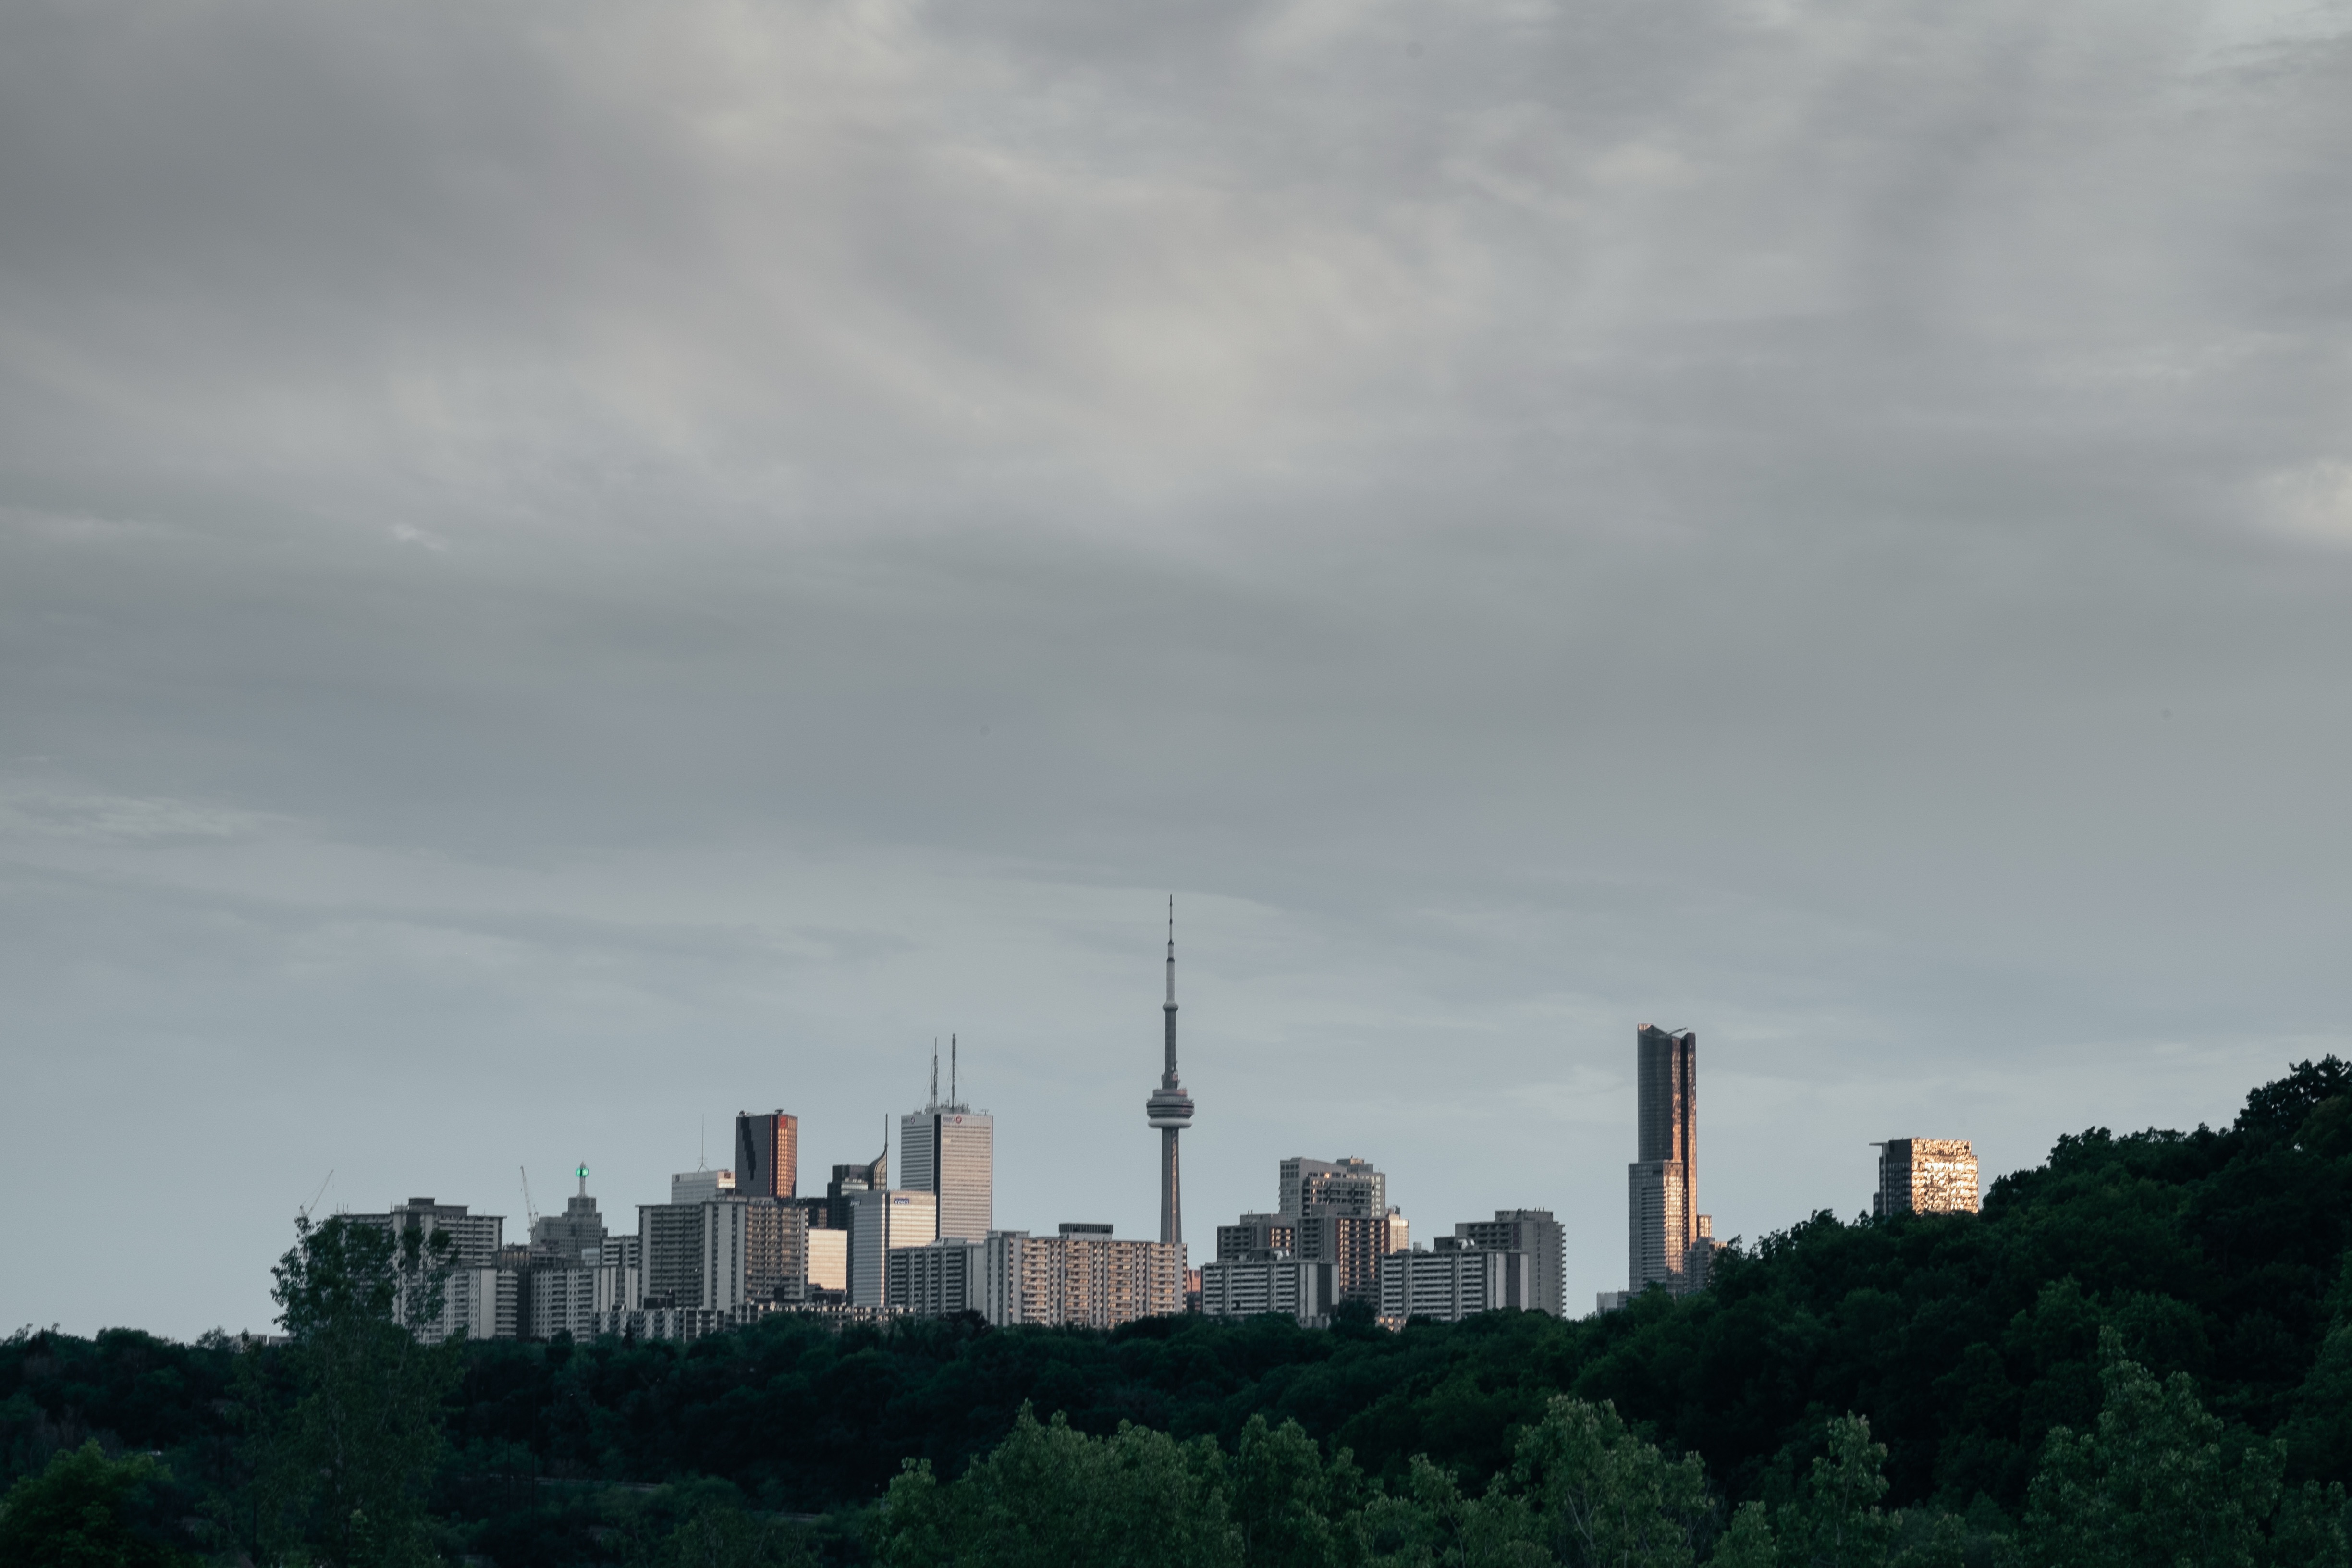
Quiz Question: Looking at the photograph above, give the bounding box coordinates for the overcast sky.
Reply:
[4,0,2350,1339]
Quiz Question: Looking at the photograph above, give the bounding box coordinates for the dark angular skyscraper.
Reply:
[735,1111,799,1200]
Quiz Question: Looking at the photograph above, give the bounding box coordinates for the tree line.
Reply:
[6,1057,2352,1565]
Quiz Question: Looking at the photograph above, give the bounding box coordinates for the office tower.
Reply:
[530,1164,608,1267]
[1144,900,1195,1248]
[826,1154,886,1232]
[1874,1139,1980,1216]
[847,1188,937,1308]
[805,1228,848,1296]
[1452,1210,1566,1318]
[901,1036,996,1242]
[735,1112,800,1200]
[1626,1024,1711,1297]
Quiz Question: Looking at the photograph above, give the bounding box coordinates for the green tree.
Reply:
[247,1213,461,1568]
[1774,1417,1897,1568]
[1359,1455,1476,1568]
[1492,1396,1713,1568]
[877,1403,1240,1568]
[1231,1414,1367,1568]
[2010,1329,2339,1568]
[0,1441,186,1568]
[649,1495,814,1568]
[1709,1504,1776,1568]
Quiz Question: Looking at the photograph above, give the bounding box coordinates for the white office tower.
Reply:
[900,1036,995,1243]
[848,1188,938,1307]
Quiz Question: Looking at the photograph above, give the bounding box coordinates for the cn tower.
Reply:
[1143,897,1194,1247]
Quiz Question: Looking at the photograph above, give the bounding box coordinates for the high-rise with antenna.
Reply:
[1144,897,1195,1248]
[901,1033,994,1242]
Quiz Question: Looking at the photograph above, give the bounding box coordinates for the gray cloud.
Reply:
[2,0,2350,1335]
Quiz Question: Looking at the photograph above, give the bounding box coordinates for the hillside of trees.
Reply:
[5,1057,2352,1565]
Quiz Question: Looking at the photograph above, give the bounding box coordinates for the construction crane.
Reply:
[519,1165,539,1234]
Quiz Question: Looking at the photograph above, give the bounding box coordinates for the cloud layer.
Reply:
[2,0,2350,1335]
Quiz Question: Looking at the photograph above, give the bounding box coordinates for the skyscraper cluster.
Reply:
[355,913,1196,1345]
[342,907,1986,1347]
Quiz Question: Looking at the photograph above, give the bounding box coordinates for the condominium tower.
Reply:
[1627,1024,1712,1297]
[1874,1139,1980,1216]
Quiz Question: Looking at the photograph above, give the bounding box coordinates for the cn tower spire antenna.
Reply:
[1145,895,1195,1248]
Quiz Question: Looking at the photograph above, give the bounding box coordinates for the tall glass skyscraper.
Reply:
[1627,1023,1709,1296]
[900,1035,994,1243]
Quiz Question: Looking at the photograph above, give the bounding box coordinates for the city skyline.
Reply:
[6,889,2300,1337]
[276,952,1997,1344]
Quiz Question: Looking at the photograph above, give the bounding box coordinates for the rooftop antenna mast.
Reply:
[951,1033,958,1110]
[300,1169,334,1222]
[930,1039,940,1111]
